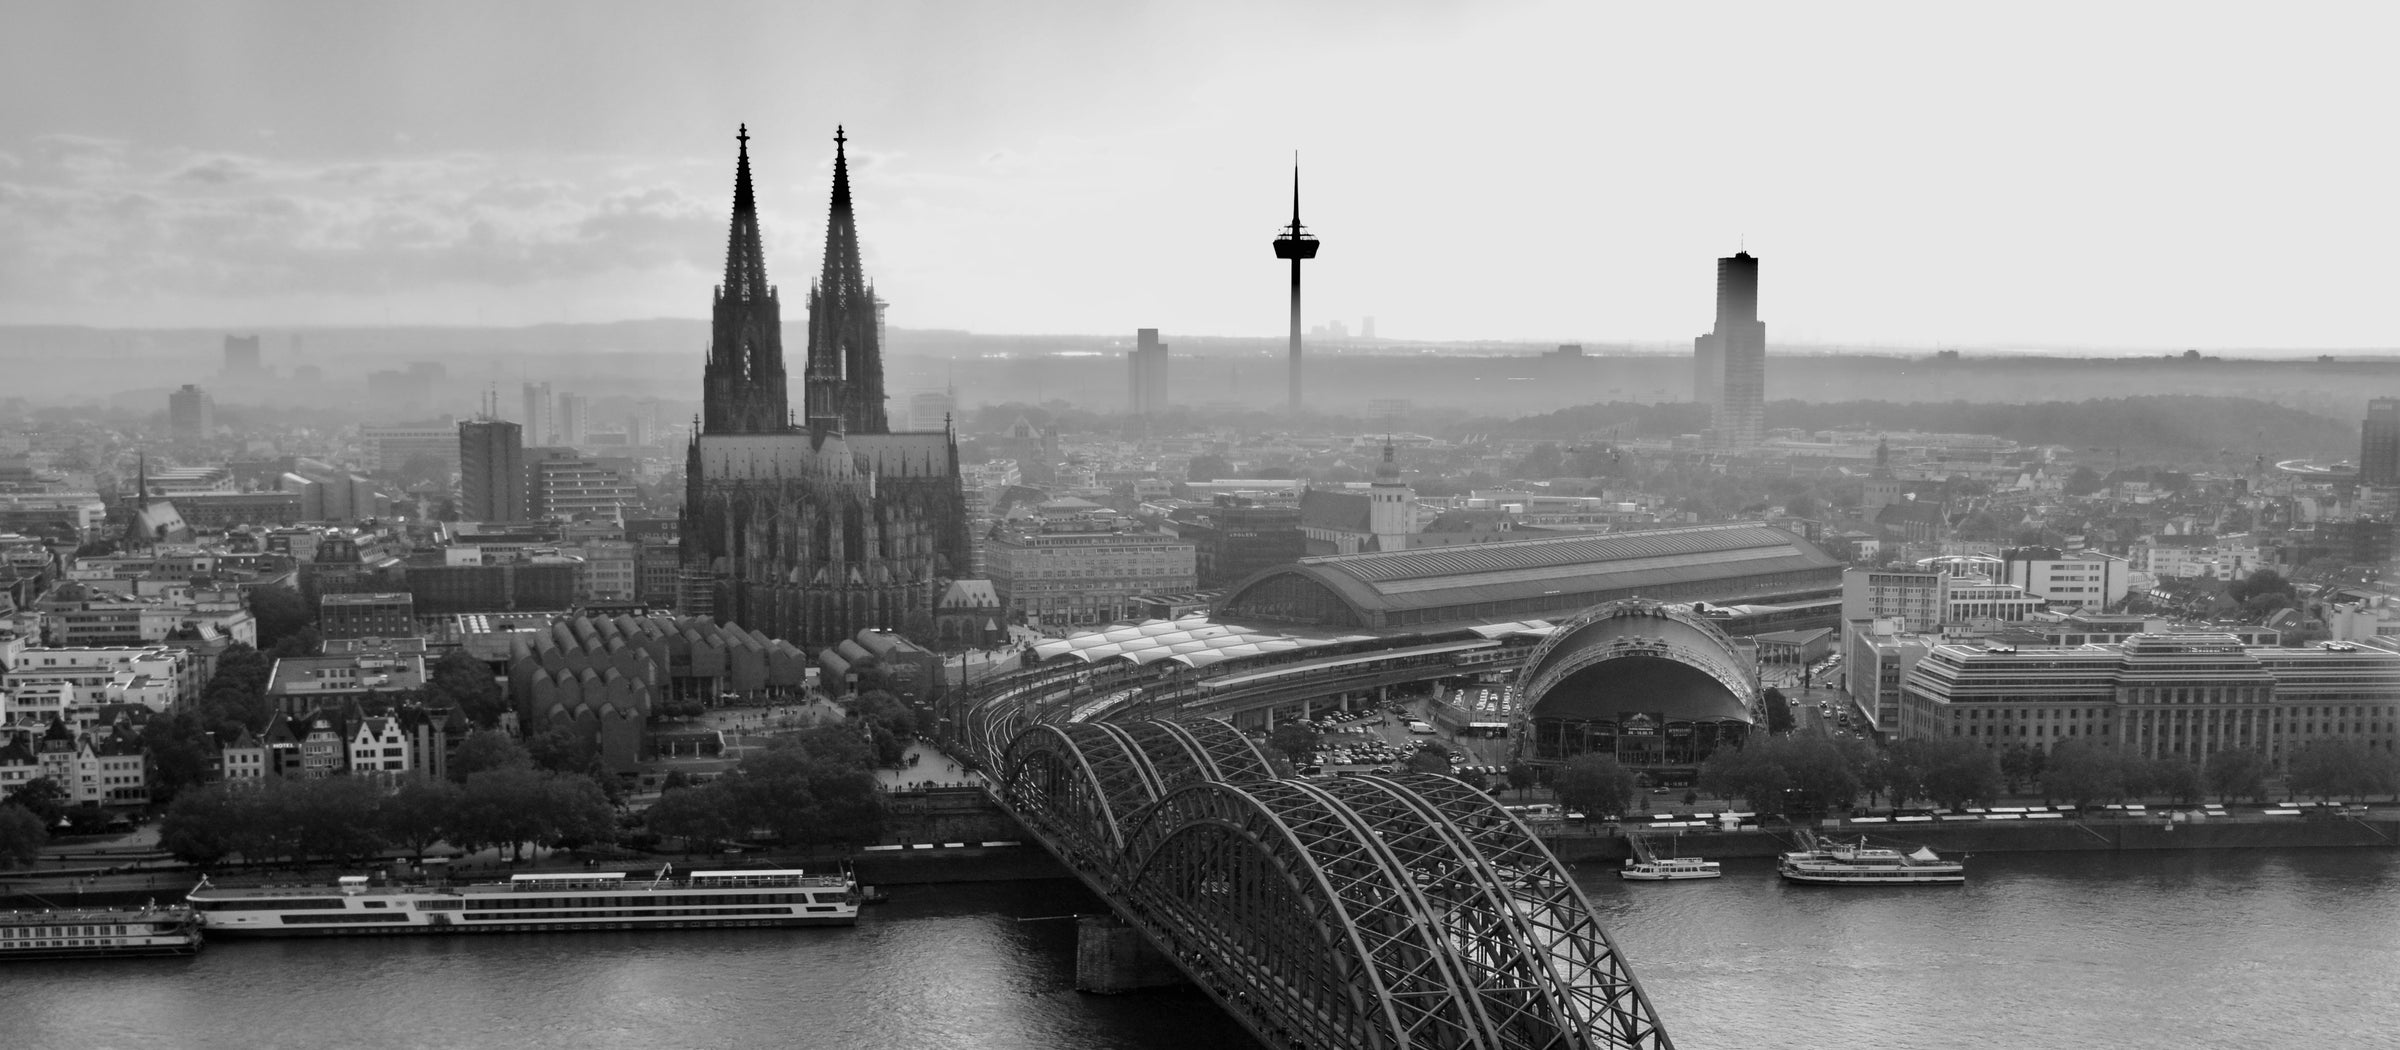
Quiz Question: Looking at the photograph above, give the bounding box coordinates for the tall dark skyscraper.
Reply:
[702,125,789,435]
[1271,162,1319,414]
[679,126,970,649]
[1128,328,1170,415]
[805,127,890,434]
[458,418,525,522]
[2363,398,2400,487]
[1698,251,1765,448]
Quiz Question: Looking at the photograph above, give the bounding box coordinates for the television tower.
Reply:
[1271,158,1319,415]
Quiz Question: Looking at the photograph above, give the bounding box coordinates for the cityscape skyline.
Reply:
[4,2,2398,352]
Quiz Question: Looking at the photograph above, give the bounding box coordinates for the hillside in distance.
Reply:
[0,321,2391,427]
[1488,396,2358,469]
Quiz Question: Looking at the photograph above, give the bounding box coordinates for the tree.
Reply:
[198,644,277,733]
[379,778,463,864]
[1998,745,2046,795]
[450,729,534,783]
[2042,741,2125,809]
[1186,454,1234,483]
[160,785,246,869]
[2152,756,2206,806]
[1402,749,1452,776]
[141,708,220,805]
[644,780,738,853]
[527,725,601,777]
[1910,739,2001,811]
[1514,443,1564,479]
[1762,688,1794,734]
[2202,748,2271,804]
[425,651,509,727]
[1267,724,1322,764]
[2288,740,2382,802]
[290,776,387,865]
[0,803,47,869]
[721,739,886,847]
[1504,762,1538,801]
[248,585,312,652]
[453,767,568,860]
[3,777,70,829]
[1553,754,1638,821]
[2063,466,2105,497]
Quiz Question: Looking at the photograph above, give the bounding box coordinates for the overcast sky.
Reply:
[3,1,2395,352]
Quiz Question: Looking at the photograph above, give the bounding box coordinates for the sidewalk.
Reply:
[876,742,985,792]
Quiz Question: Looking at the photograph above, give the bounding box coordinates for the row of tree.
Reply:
[641,725,887,850]
[159,765,615,870]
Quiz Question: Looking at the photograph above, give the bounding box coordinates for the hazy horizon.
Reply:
[6,2,2398,351]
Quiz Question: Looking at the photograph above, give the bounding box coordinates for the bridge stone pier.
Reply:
[955,704,1679,1050]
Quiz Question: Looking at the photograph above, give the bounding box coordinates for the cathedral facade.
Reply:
[679,127,971,651]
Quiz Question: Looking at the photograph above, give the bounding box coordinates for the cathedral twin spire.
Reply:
[701,124,888,437]
[807,126,889,434]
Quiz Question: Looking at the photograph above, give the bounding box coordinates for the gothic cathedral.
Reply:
[678,126,971,650]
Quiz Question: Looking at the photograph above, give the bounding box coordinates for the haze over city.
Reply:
[5,1,2398,352]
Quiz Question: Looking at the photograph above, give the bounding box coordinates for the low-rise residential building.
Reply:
[1999,547,2130,610]
[266,643,428,717]
[320,592,417,640]
[1,645,204,727]
[347,715,413,776]
[2,721,151,806]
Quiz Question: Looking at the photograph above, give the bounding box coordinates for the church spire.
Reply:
[701,124,788,434]
[806,124,889,434]
[723,124,769,302]
[820,125,863,304]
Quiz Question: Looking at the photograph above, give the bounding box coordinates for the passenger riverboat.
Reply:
[0,903,203,960]
[187,867,859,937]
[1620,857,1722,881]
[1778,834,1965,885]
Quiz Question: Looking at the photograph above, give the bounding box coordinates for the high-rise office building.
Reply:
[1128,328,1170,415]
[1697,251,1765,448]
[168,384,214,444]
[1692,333,1723,409]
[2363,398,2400,487]
[222,334,263,377]
[557,392,589,446]
[520,382,554,445]
[908,391,953,432]
[458,419,526,522]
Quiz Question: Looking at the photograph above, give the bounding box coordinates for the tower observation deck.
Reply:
[1271,161,1319,415]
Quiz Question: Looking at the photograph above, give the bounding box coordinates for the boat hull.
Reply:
[200,914,856,938]
[1621,870,1722,881]
[1,908,203,960]
[1778,864,1964,885]
[190,871,862,937]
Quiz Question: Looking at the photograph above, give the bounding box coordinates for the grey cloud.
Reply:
[173,155,261,184]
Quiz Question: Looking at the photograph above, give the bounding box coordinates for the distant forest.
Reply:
[1487,396,2356,468]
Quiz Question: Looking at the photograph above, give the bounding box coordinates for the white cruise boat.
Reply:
[1620,857,1722,881]
[1620,830,1721,881]
[0,904,202,960]
[188,868,859,937]
[1778,834,1964,885]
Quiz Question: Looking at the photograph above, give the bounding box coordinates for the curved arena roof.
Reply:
[1216,521,1842,630]
[1518,599,1758,723]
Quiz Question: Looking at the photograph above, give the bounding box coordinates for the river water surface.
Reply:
[4,849,2394,1050]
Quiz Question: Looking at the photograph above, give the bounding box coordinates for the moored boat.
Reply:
[1620,857,1722,881]
[0,903,202,960]
[187,867,860,937]
[1778,833,1964,885]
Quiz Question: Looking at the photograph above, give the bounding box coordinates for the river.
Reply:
[3,849,2393,1050]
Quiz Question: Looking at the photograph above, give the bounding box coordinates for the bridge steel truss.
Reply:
[992,715,1676,1050]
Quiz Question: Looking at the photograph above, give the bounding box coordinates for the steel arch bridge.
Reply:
[979,712,1677,1050]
